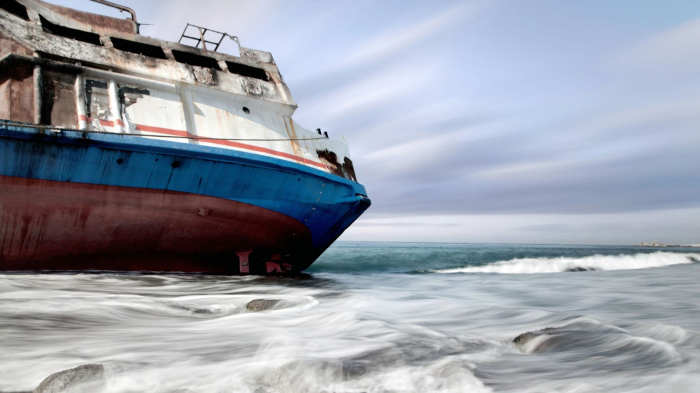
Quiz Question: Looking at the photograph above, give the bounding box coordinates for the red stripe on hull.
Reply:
[79,116,328,169]
[0,176,312,274]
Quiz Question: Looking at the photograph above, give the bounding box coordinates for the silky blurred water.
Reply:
[1,242,700,392]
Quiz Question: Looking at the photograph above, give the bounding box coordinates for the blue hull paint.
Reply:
[0,124,370,265]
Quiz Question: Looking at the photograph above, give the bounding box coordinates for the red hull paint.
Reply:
[0,176,312,273]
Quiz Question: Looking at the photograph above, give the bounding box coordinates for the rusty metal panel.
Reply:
[0,38,33,58]
[0,38,35,123]
[3,63,35,124]
[40,70,76,127]
[37,1,137,35]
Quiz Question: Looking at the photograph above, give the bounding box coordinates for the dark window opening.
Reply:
[110,37,167,59]
[171,50,220,69]
[0,0,29,21]
[40,16,102,46]
[225,61,269,81]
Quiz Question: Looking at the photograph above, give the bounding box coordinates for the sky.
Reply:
[50,0,700,245]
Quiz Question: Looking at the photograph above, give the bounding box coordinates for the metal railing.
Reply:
[178,23,239,52]
[89,0,139,34]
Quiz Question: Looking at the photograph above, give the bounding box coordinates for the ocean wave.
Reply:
[433,252,699,274]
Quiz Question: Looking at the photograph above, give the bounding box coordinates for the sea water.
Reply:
[1,242,699,392]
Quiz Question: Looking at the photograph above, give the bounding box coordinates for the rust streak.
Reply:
[286,118,303,160]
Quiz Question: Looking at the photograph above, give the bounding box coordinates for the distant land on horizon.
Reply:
[336,240,700,248]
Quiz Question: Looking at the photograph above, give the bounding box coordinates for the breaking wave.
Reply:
[433,252,700,274]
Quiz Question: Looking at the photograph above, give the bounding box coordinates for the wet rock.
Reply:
[513,322,630,354]
[512,331,536,346]
[565,266,598,272]
[34,364,104,393]
[511,325,615,354]
[512,327,564,353]
[512,322,684,370]
[246,299,280,312]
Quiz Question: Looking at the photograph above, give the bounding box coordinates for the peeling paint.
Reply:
[118,85,150,108]
[85,79,111,126]
[316,149,357,182]
[192,66,215,85]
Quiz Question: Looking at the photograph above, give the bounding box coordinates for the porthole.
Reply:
[242,107,250,114]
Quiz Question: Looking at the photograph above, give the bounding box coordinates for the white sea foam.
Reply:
[2,245,700,392]
[434,252,700,274]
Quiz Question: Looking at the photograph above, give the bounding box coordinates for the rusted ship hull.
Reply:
[0,0,370,274]
[0,177,312,273]
[0,123,370,273]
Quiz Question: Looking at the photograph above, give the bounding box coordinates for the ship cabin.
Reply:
[0,0,357,182]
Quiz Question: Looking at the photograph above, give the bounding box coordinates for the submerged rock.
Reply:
[34,364,104,393]
[512,325,617,354]
[513,322,630,354]
[565,266,598,272]
[512,327,565,353]
[246,299,281,312]
[512,322,684,371]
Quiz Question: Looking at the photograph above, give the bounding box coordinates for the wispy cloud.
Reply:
[361,130,464,178]
[611,18,700,72]
[337,2,487,70]
[301,64,439,123]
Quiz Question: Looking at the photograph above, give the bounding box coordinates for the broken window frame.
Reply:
[0,0,30,21]
[39,15,103,46]
[109,37,167,59]
[171,50,221,69]
[225,61,269,82]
